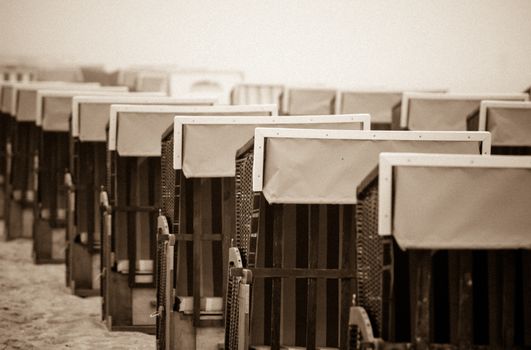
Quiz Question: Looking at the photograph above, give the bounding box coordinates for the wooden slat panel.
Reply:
[502,251,515,348]
[283,204,297,346]
[457,252,473,348]
[305,204,319,349]
[412,251,432,350]
[523,251,531,346]
[271,204,283,350]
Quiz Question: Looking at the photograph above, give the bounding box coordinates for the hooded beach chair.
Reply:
[0,74,36,222]
[226,128,490,350]
[156,114,370,350]
[351,153,531,349]
[100,104,276,333]
[32,87,128,263]
[468,100,531,155]
[169,69,244,104]
[65,95,215,297]
[336,90,403,130]
[392,92,528,131]
[282,86,337,115]
[231,84,284,106]
[3,82,101,240]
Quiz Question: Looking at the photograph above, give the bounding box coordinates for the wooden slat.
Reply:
[502,251,515,348]
[487,252,501,347]
[305,204,319,349]
[271,204,283,350]
[412,251,432,350]
[192,178,203,326]
[283,204,297,346]
[127,158,137,288]
[457,252,473,348]
[326,206,339,347]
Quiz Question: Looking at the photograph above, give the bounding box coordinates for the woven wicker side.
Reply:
[356,172,394,339]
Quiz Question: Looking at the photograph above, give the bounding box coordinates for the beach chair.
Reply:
[65,95,215,297]
[169,70,244,104]
[100,104,276,333]
[2,82,101,240]
[351,153,531,349]
[468,100,531,155]
[392,92,528,131]
[32,87,128,263]
[157,114,370,350]
[226,128,489,350]
[1,70,36,222]
[231,84,284,106]
[282,86,337,115]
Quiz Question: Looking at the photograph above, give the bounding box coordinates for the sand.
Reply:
[0,224,154,350]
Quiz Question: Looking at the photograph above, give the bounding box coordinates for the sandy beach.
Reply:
[0,224,154,350]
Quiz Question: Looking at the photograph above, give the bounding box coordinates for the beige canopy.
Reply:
[405,93,528,131]
[259,130,489,204]
[392,162,531,249]
[484,104,531,146]
[110,105,277,157]
[283,87,336,115]
[338,91,402,124]
[39,88,128,131]
[1,84,14,114]
[74,96,215,141]
[178,115,369,177]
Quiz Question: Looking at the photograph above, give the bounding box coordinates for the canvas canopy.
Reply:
[384,154,531,249]
[256,129,490,204]
[38,88,128,131]
[176,115,370,177]
[481,102,531,146]
[338,91,402,124]
[109,105,277,157]
[15,89,38,121]
[73,96,215,141]
[283,87,336,115]
[1,84,13,114]
[403,93,528,130]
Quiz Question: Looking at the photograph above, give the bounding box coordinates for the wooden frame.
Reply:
[102,104,276,334]
[348,153,531,349]
[66,95,216,296]
[226,128,490,350]
[160,113,367,350]
[398,92,529,130]
[32,88,128,264]
[2,83,97,240]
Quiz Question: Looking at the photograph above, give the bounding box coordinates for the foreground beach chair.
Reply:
[226,128,489,350]
[100,104,276,333]
[32,87,128,263]
[351,153,531,349]
[392,92,528,130]
[65,95,215,297]
[231,84,284,105]
[3,82,101,240]
[156,114,370,350]
[282,86,336,115]
[468,100,531,155]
